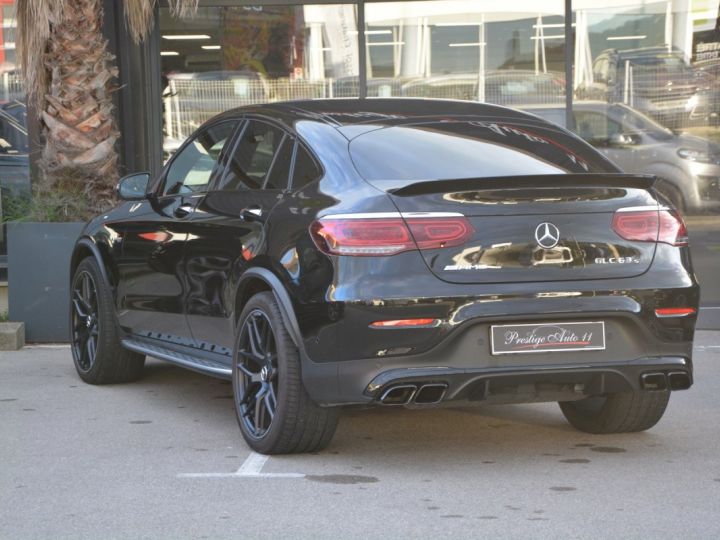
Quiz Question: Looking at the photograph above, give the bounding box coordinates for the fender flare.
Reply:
[238,267,304,351]
[237,268,340,405]
[70,237,111,287]
[643,165,695,205]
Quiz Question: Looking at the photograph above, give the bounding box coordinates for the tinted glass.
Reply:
[219,120,285,191]
[574,111,622,143]
[159,4,359,156]
[291,145,322,189]
[264,138,293,190]
[349,120,617,187]
[365,2,566,105]
[163,121,236,195]
[574,0,720,311]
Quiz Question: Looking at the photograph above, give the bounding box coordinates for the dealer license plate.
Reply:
[490,321,606,355]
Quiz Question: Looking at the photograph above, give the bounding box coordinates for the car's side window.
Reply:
[574,112,622,145]
[290,145,322,190]
[162,121,237,196]
[593,58,608,83]
[218,119,287,191]
[264,137,294,190]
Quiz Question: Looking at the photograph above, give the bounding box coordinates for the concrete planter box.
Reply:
[0,322,25,350]
[8,222,85,342]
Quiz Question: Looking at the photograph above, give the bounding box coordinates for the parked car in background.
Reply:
[524,101,720,212]
[577,47,703,130]
[692,57,720,126]
[0,101,29,192]
[70,99,697,454]
[333,76,405,98]
[401,70,565,105]
[163,71,269,157]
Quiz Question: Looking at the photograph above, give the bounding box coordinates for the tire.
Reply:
[654,180,686,214]
[70,257,145,384]
[232,292,339,454]
[559,390,670,434]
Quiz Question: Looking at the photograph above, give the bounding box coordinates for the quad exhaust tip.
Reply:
[379,385,417,405]
[640,371,692,391]
[379,383,448,405]
[414,384,448,405]
[667,371,692,390]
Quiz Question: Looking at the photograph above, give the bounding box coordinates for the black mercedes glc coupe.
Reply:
[69,99,699,454]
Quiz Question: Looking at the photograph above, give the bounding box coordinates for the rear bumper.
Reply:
[300,300,697,406]
[364,356,692,406]
[305,351,693,407]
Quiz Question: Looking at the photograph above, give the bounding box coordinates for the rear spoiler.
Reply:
[389,174,657,197]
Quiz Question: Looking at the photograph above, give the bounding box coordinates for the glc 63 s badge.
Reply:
[594,256,641,264]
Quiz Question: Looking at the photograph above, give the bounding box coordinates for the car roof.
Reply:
[213,98,546,132]
[521,101,608,111]
[598,46,685,59]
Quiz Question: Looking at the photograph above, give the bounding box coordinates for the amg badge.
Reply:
[594,256,641,265]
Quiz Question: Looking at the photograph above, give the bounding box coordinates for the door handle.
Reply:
[174,203,194,218]
[239,206,263,222]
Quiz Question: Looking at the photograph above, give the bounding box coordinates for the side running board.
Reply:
[121,338,232,379]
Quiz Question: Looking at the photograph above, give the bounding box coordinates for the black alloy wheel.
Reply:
[69,257,145,384]
[234,310,279,439]
[71,269,100,372]
[232,292,338,454]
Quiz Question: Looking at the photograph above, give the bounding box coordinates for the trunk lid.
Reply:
[389,175,659,284]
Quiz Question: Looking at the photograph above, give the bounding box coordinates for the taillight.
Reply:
[370,318,439,328]
[310,215,473,256]
[611,208,687,246]
[655,307,696,318]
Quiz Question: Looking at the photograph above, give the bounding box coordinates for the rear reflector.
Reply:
[310,216,473,256]
[611,208,688,246]
[655,307,696,318]
[370,318,439,328]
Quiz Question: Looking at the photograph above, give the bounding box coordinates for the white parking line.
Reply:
[177,451,305,479]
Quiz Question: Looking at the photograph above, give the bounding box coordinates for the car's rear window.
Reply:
[348,120,618,189]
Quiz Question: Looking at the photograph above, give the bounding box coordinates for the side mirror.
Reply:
[116,172,150,201]
[608,133,640,147]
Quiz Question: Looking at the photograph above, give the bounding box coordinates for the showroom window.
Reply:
[0,0,28,279]
[364,1,567,104]
[159,4,359,155]
[570,0,720,307]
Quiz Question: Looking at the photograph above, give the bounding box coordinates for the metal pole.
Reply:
[358,2,367,99]
[564,0,574,131]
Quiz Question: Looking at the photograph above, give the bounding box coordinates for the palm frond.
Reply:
[16,0,63,107]
[123,0,154,43]
[123,0,198,43]
[168,0,199,18]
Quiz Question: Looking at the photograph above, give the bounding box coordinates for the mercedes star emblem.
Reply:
[535,222,560,249]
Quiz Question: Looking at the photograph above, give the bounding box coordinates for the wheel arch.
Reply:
[643,164,696,209]
[234,268,303,350]
[70,238,112,288]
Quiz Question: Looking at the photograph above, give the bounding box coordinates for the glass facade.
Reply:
[569,0,720,309]
[363,2,566,103]
[0,0,715,319]
[0,0,27,279]
[159,4,359,156]
[154,0,720,318]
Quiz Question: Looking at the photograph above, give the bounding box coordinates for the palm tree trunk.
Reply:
[40,0,118,217]
[17,0,198,219]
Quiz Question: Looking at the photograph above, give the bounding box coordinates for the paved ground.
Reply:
[2,333,720,540]
[687,216,720,329]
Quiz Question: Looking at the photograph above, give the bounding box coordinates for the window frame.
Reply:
[153,118,241,199]
[288,140,324,192]
[211,114,297,193]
